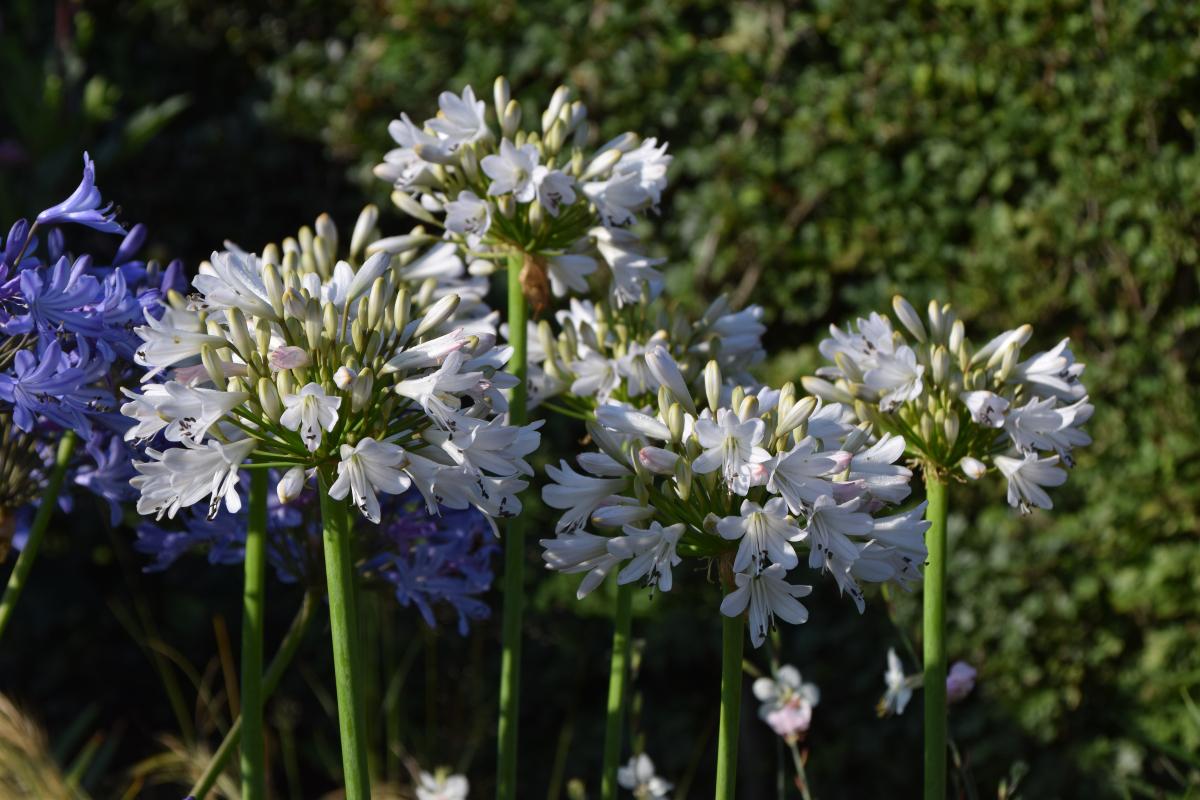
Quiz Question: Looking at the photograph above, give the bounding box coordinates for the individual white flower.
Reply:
[193,249,276,318]
[591,226,666,306]
[595,403,672,441]
[120,382,248,445]
[133,306,227,374]
[995,452,1067,514]
[720,563,812,649]
[542,460,629,532]
[392,350,484,430]
[753,665,820,740]
[569,348,621,399]
[961,390,1009,428]
[879,647,917,716]
[1005,396,1092,466]
[377,113,445,188]
[608,521,684,592]
[424,414,542,477]
[803,494,873,573]
[539,530,623,599]
[1012,338,1086,401]
[864,345,925,412]
[852,502,929,589]
[692,408,771,492]
[584,170,648,227]
[532,166,577,216]
[482,139,539,202]
[416,769,470,800]
[546,253,597,297]
[645,345,696,414]
[613,137,671,209]
[617,753,673,799]
[280,383,342,452]
[444,190,492,245]
[131,438,257,521]
[716,498,803,573]
[946,661,977,703]
[960,456,987,479]
[427,85,490,149]
[766,437,847,515]
[848,434,912,505]
[328,437,413,523]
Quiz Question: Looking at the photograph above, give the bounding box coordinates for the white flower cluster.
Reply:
[538,352,929,648]
[122,207,540,527]
[375,79,671,312]
[526,294,766,411]
[804,295,1092,513]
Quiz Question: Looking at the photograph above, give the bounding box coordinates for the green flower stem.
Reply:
[190,592,318,800]
[319,474,370,800]
[0,429,77,643]
[715,610,745,800]
[239,469,269,800]
[497,251,528,800]
[923,470,949,800]
[601,582,635,800]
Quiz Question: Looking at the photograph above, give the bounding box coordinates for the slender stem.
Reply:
[0,429,76,642]
[319,474,370,800]
[497,251,528,800]
[789,742,814,800]
[601,582,634,800]
[923,470,949,800]
[190,593,318,800]
[715,611,745,800]
[239,469,269,800]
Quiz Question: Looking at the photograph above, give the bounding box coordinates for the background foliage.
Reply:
[2,0,1198,797]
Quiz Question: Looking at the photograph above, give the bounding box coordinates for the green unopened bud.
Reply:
[315,213,338,254]
[200,345,226,386]
[257,377,282,421]
[927,300,945,341]
[777,396,817,437]
[390,191,438,225]
[460,145,481,183]
[944,413,960,447]
[413,293,460,338]
[352,368,374,412]
[667,403,685,443]
[298,225,314,255]
[542,85,571,132]
[843,421,872,453]
[582,149,622,181]
[225,307,254,360]
[349,205,379,260]
[835,351,864,382]
[801,376,855,405]
[997,342,1018,382]
[501,99,522,140]
[393,288,411,337]
[493,76,511,122]
[367,277,386,330]
[931,346,949,386]
[705,361,722,412]
[262,262,286,318]
[674,457,693,502]
[312,235,334,278]
[282,289,307,322]
[920,413,935,444]
[261,243,280,267]
[352,317,367,352]
[949,319,965,358]
[367,233,437,257]
[544,119,565,155]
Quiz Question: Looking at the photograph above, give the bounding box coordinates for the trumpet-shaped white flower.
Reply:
[533,166,576,216]
[995,452,1067,514]
[768,436,849,513]
[427,85,489,149]
[543,460,629,532]
[1013,338,1086,401]
[608,521,684,592]
[121,382,248,445]
[482,139,540,202]
[280,383,341,452]
[716,498,802,573]
[1005,396,1093,466]
[721,564,812,648]
[193,249,276,318]
[848,434,912,505]
[961,390,1009,428]
[539,530,623,599]
[328,438,412,523]
[693,408,771,491]
[444,190,491,245]
[864,346,925,412]
[131,438,256,521]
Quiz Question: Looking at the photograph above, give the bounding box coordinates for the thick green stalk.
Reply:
[0,430,76,642]
[601,582,635,799]
[715,611,745,800]
[497,252,528,800]
[319,476,370,800]
[923,471,949,800]
[190,593,318,799]
[239,469,269,800]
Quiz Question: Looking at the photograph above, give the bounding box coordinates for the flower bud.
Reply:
[200,345,226,387]
[315,213,338,255]
[960,457,986,480]
[931,346,949,386]
[334,365,357,390]
[501,99,522,140]
[277,466,306,504]
[262,262,286,318]
[944,413,960,447]
[366,233,437,257]
[581,149,623,181]
[704,361,722,412]
[269,345,311,371]
[674,457,693,502]
[413,293,460,338]
[927,300,945,341]
[667,403,686,443]
[892,295,927,342]
[777,396,817,437]
[493,76,511,122]
[801,376,855,405]
[949,319,965,358]
[638,446,679,475]
[258,377,282,421]
[351,368,374,412]
[542,85,571,133]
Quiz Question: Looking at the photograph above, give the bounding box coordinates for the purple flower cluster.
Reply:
[0,153,185,530]
[135,485,498,634]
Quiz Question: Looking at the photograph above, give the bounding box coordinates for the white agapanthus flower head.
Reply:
[525,294,766,414]
[617,753,673,799]
[805,295,1092,514]
[375,77,672,314]
[753,664,820,741]
[124,208,540,528]
[538,352,928,648]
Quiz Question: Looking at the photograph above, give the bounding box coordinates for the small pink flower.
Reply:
[946,661,977,703]
[766,700,813,738]
[269,345,311,371]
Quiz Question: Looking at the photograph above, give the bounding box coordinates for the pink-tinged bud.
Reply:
[269,345,311,371]
[638,446,679,475]
[334,365,357,390]
[828,450,854,472]
[946,661,977,703]
[960,456,987,480]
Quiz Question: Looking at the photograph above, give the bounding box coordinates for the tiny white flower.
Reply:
[946,661,977,703]
[417,769,470,800]
[1005,396,1092,466]
[848,433,912,504]
[280,383,342,452]
[961,390,1009,428]
[879,647,916,716]
[753,664,820,740]
[720,563,812,648]
[482,139,540,202]
[131,438,257,521]
[133,306,227,374]
[960,456,987,479]
[1013,338,1086,401]
[804,493,873,584]
[328,437,412,523]
[613,137,671,209]
[444,190,492,245]
[546,253,597,297]
[767,436,850,513]
[583,170,648,227]
[193,249,277,319]
[995,451,1067,514]
[120,382,248,445]
[716,498,803,574]
[617,753,673,799]
[608,521,684,592]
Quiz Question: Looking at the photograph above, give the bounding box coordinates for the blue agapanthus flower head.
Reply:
[1,152,183,543]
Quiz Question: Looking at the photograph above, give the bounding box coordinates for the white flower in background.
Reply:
[878,647,919,716]
[280,383,341,452]
[482,139,540,202]
[995,452,1067,514]
[617,753,673,799]
[946,661,977,703]
[444,190,491,245]
[546,253,597,297]
[721,564,813,648]
[717,498,803,573]
[608,521,684,592]
[539,530,623,599]
[427,85,490,149]
[583,170,648,227]
[614,137,671,209]
[125,208,537,527]
[753,665,820,740]
[417,769,470,800]
[807,295,1091,514]
[848,433,912,505]
[543,460,629,532]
